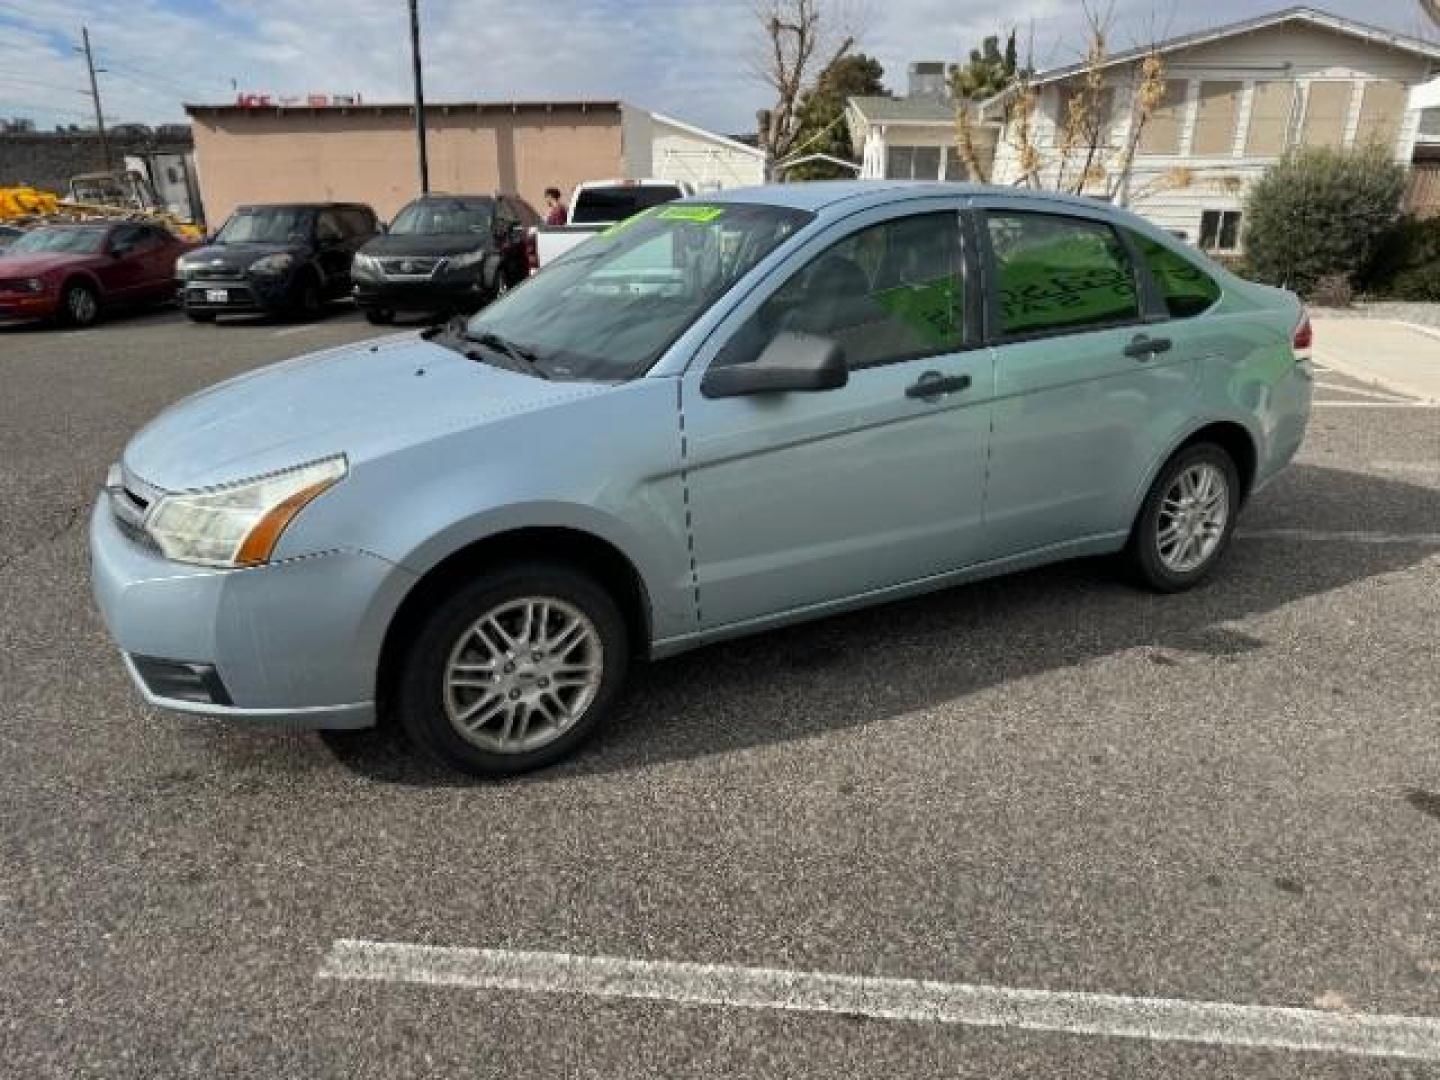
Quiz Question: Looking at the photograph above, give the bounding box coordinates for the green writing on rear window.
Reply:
[658,205,724,223]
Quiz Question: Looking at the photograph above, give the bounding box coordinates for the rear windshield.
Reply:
[390,199,494,236]
[216,208,315,244]
[570,185,683,225]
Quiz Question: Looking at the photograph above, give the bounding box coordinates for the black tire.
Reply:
[185,309,216,323]
[395,562,629,777]
[364,308,394,325]
[59,279,100,328]
[1125,442,1241,593]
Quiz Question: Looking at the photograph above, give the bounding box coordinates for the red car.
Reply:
[0,221,192,327]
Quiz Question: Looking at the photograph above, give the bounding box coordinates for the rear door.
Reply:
[976,204,1197,558]
[94,224,148,300]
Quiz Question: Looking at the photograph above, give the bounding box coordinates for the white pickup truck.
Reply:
[532,179,690,269]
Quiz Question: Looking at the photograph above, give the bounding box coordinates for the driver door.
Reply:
[680,202,994,631]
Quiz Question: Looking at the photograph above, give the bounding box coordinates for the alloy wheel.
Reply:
[442,597,603,754]
[1156,462,1229,573]
[67,286,98,325]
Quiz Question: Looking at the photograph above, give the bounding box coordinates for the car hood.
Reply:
[360,234,494,257]
[0,251,96,276]
[123,334,608,491]
[182,240,305,268]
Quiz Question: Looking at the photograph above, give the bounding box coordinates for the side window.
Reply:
[316,211,344,241]
[340,208,373,237]
[718,212,965,371]
[985,211,1141,337]
[1126,229,1222,318]
[109,224,145,252]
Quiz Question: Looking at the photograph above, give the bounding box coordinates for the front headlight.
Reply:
[447,249,487,271]
[351,252,380,279]
[250,253,295,277]
[21,277,46,293]
[145,456,347,568]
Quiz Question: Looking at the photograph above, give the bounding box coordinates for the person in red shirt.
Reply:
[543,187,567,226]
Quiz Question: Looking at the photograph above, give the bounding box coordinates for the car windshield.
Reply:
[216,208,314,244]
[7,228,106,254]
[390,199,493,235]
[461,202,814,382]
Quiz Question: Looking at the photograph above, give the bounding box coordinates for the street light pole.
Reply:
[407,0,429,193]
[76,26,112,174]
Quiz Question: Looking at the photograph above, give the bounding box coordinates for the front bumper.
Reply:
[353,277,488,313]
[89,494,417,730]
[0,290,59,320]
[178,276,291,314]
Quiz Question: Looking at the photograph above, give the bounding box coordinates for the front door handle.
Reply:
[905,371,972,400]
[1124,334,1172,359]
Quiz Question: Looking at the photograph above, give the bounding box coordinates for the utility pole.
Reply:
[407,0,429,193]
[75,26,112,174]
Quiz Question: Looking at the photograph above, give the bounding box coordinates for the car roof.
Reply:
[696,180,1143,220]
[234,202,372,211]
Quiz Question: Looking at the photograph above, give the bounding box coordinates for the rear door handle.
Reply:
[905,371,972,400]
[1123,334,1172,359]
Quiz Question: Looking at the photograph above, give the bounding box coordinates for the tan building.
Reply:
[185,100,764,225]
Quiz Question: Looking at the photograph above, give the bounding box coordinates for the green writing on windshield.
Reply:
[658,205,725,223]
[599,208,656,238]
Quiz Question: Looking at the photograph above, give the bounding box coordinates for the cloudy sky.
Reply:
[0,0,1434,136]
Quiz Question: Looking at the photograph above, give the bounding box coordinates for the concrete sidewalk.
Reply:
[1311,317,1440,402]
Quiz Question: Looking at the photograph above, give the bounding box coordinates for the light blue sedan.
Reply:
[90,183,1312,775]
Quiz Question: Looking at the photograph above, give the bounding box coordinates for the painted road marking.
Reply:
[271,324,321,338]
[1313,382,1410,402]
[1313,401,1438,409]
[1239,528,1440,545]
[319,941,1440,1062]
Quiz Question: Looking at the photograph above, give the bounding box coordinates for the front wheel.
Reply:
[292,274,323,321]
[185,309,216,323]
[364,308,394,325]
[396,563,629,777]
[60,280,100,327]
[1126,442,1240,592]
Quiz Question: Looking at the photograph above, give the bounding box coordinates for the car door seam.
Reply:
[676,378,702,625]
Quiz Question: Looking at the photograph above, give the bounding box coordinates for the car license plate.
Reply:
[205,288,228,303]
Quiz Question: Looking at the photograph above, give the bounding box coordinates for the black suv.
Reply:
[351,193,539,323]
[176,202,378,321]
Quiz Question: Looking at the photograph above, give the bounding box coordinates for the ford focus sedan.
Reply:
[90,183,1312,776]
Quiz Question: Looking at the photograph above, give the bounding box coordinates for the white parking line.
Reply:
[318,940,1440,1062]
[1239,528,1440,545]
[1313,401,1437,409]
[1313,382,1409,402]
[271,324,319,338]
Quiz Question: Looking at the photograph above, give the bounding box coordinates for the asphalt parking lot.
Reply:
[1,304,1438,1078]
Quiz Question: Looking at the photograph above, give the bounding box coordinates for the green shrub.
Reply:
[1357,214,1440,298]
[1389,264,1440,301]
[1243,145,1406,297]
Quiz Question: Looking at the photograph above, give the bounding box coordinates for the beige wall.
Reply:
[189,106,625,225]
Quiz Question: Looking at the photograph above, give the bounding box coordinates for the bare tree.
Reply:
[753,0,857,179]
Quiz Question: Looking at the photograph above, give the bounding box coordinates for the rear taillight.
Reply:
[1292,311,1312,357]
[525,229,538,275]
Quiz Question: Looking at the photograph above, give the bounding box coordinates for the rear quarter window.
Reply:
[1127,229,1222,318]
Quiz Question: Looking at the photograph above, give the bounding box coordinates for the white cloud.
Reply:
[0,0,1432,135]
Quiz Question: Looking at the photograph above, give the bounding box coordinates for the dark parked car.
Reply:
[0,224,24,250]
[0,221,192,327]
[351,193,539,324]
[175,202,378,322]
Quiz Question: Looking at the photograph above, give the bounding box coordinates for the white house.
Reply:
[978,7,1440,250]
[847,63,996,183]
[621,108,766,192]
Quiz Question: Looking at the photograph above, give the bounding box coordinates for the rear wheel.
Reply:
[396,562,629,777]
[1126,442,1240,592]
[60,280,100,327]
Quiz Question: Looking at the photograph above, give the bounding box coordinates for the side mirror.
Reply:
[701,331,848,399]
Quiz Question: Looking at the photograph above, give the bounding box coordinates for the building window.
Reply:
[884,144,942,180]
[1198,210,1242,253]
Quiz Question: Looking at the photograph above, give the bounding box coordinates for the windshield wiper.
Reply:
[461,329,549,378]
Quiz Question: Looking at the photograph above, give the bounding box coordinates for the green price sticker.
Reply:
[657,205,725,223]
